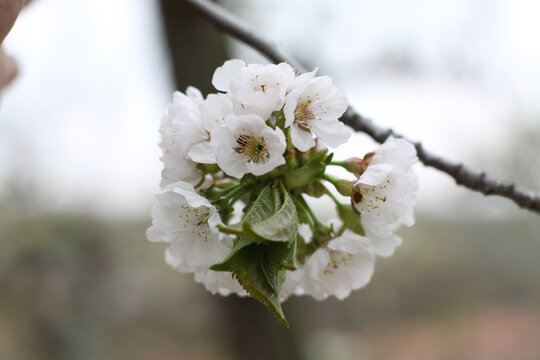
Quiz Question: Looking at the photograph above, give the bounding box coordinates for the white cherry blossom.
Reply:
[284,72,350,151]
[210,114,286,178]
[301,232,375,300]
[187,93,234,164]
[148,60,421,308]
[352,136,418,256]
[212,59,296,119]
[160,87,206,157]
[146,181,232,273]
[159,87,207,186]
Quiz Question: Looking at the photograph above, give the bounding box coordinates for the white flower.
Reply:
[301,232,375,300]
[146,181,232,273]
[159,87,207,187]
[284,71,350,151]
[160,87,206,157]
[352,136,418,256]
[210,114,286,178]
[212,59,296,119]
[187,93,234,164]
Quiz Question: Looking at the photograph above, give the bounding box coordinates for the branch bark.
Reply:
[179,0,540,214]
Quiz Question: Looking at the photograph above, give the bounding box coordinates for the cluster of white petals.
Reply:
[352,136,418,256]
[159,88,206,187]
[279,223,376,301]
[146,181,245,296]
[148,59,418,308]
[158,59,351,185]
[284,70,350,151]
[301,233,375,300]
[278,137,417,300]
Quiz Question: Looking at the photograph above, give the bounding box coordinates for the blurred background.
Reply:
[1,0,540,359]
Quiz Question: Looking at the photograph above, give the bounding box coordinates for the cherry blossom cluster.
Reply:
[147,59,418,325]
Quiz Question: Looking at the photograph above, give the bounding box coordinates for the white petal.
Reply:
[185,86,204,103]
[283,91,299,127]
[356,163,393,186]
[363,221,403,257]
[216,149,246,178]
[310,120,351,148]
[146,226,166,243]
[188,141,217,164]
[165,248,182,268]
[212,59,245,92]
[286,69,317,93]
[311,87,348,119]
[169,232,229,268]
[328,233,372,254]
[304,76,333,98]
[169,181,213,209]
[246,154,285,176]
[200,93,234,131]
[160,152,202,187]
[290,124,316,151]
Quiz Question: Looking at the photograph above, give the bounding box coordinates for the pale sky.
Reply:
[1,0,539,219]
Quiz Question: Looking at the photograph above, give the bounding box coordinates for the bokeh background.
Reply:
[1,0,540,359]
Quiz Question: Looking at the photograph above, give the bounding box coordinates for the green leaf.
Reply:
[324,152,334,164]
[210,242,289,327]
[267,236,297,270]
[261,253,286,294]
[209,237,252,271]
[212,183,299,326]
[337,204,365,236]
[219,183,298,243]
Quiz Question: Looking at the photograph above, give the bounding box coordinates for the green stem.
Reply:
[194,174,207,189]
[328,161,347,168]
[321,183,342,207]
[320,184,346,238]
[292,196,314,229]
[322,174,341,187]
[221,182,243,197]
[228,186,250,205]
[337,224,346,236]
[295,194,323,229]
[223,184,248,201]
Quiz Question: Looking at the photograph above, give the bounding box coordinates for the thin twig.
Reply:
[179,0,540,214]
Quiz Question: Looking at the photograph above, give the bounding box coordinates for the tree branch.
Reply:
[342,110,540,213]
[179,0,540,214]
[173,0,306,72]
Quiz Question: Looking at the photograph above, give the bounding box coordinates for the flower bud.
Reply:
[345,152,374,175]
[334,179,354,197]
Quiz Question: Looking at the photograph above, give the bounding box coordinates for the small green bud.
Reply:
[334,179,354,197]
[337,204,364,236]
